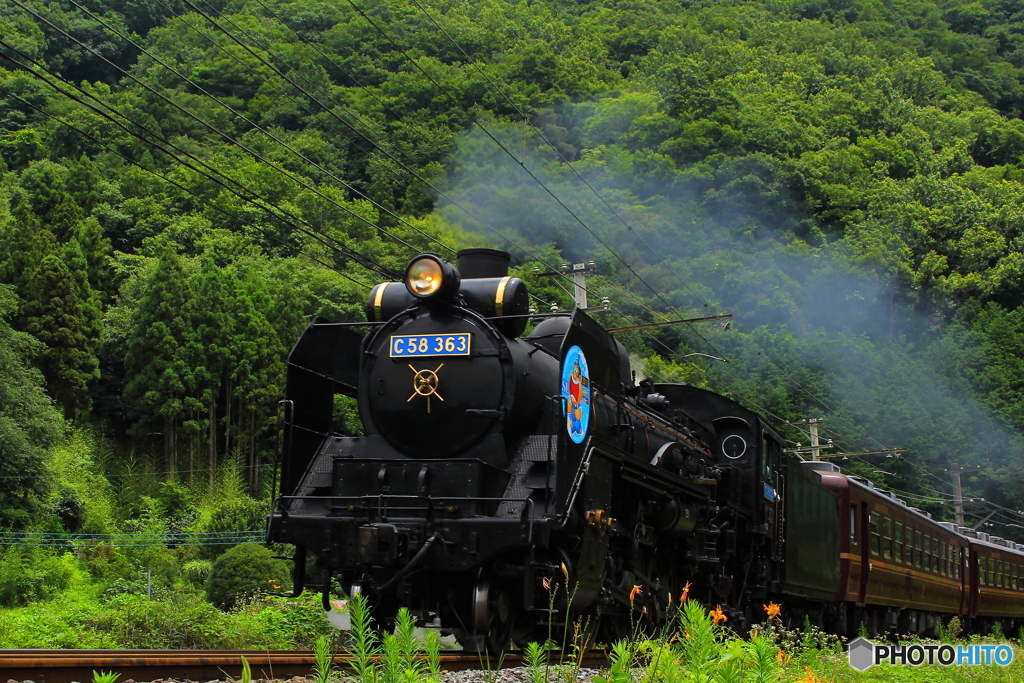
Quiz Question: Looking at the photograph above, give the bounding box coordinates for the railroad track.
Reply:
[0,648,607,683]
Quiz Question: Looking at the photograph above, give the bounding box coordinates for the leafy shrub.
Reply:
[97,591,229,648]
[0,586,333,649]
[0,548,76,607]
[183,559,213,585]
[78,544,133,582]
[52,487,85,531]
[200,497,267,559]
[205,542,288,610]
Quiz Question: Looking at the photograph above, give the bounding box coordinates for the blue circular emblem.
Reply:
[561,345,591,444]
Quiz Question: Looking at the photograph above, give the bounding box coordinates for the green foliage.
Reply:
[0,548,77,607]
[199,495,267,559]
[313,634,335,683]
[0,567,333,649]
[347,591,381,683]
[0,285,63,529]
[238,655,252,683]
[205,542,289,610]
[123,250,194,468]
[92,671,119,683]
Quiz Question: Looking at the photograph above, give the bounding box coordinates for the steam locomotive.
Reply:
[266,249,1024,649]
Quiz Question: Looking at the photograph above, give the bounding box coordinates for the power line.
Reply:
[0,43,384,287]
[0,86,363,282]
[9,0,421,277]
[98,0,459,261]
[142,0,581,308]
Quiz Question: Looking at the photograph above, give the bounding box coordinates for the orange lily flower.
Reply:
[799,666,824,683]
[680,581,691,603]
[764,602,781,619]
[629,584,642,602]
[709,604,727,624]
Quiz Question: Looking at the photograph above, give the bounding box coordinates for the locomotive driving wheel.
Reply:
[473,567,517,652]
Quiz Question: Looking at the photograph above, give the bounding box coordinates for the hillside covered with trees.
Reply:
[4,0,1024,614]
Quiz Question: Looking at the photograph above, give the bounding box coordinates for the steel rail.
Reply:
[0,648,607,682]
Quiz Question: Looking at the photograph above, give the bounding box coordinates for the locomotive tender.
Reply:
[266,249,1024,648]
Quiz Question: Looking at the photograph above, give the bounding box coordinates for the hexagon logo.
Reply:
[848,637,876,671]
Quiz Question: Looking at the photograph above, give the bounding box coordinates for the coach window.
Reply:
[926,536,933,571]
[850,505,857,543]
[870,512,880,556]
[941,541,948,576]
[915,531,922,568]
[895,523,904,563]
[953,546,960,579]
[883,517,893,559]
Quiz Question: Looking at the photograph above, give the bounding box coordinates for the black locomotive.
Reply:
[265,249,1024,648]
[266,248,793,649]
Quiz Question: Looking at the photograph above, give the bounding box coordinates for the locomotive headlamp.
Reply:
[404,254,460,300]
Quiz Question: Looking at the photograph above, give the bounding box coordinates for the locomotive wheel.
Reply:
[633,548,680,632]
[473,569,515,652]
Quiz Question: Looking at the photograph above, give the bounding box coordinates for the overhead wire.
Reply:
[10,0,428,273]
[150,0,582,308]
[0,84,374,290]
[105,0,459,260]
[0,44,381,288]
[5,2,567,314]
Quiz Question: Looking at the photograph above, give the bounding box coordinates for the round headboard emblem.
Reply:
[562,345,591,444]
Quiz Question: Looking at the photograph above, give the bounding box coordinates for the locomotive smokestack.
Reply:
[457,248,510,279]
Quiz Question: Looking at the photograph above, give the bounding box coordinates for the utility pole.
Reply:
[569,261,593,309]
[808,418,823,461]
[946,462,981,527]
[783,418,834,460]
[534,261,610,312]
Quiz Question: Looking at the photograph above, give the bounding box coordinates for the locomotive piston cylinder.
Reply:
[656,498,699,535]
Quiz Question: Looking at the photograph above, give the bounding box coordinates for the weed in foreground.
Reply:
[313,634,334,683]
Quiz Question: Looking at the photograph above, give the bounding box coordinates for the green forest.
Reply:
[4,0,1024,643]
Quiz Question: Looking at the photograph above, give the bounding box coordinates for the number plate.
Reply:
[390,333,471,357]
